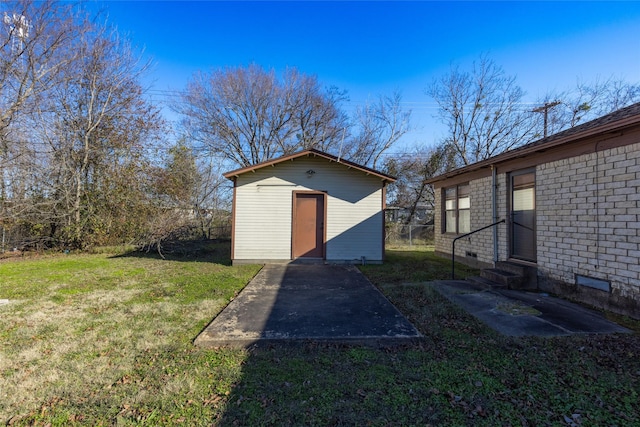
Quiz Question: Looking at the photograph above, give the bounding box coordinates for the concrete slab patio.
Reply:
[195,264,423,348]
[432,280,630,337]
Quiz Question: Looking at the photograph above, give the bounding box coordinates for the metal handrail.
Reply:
[451,219,505,279]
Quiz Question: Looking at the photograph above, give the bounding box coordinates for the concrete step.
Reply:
[467,276,507,290]
[495,262,538,290]
[495,261,529,276]
[480,268,524,288]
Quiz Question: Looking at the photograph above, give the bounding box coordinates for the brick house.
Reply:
[427,103,640,319]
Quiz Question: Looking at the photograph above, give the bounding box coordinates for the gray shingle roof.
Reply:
[427,102,640,184]
[525,102,640,150]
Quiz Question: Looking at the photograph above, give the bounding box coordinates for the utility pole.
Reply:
[532,101,561,138]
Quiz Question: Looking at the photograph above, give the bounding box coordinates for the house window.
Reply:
[445,188,457,233]
[444,184,470,234]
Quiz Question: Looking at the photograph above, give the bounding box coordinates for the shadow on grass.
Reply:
[110,239,233,265]
[212,250,489,425]
[216,282,640,426]
[212,247,640,425]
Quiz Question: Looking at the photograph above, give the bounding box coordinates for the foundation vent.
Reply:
[576,274,610,292]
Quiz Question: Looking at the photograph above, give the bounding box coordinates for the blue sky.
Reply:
[93,1,640,150]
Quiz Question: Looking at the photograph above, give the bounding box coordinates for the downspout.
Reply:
[492,165,498,264]
[381,182,387,261]
[230,178,237,263]
[594,140,604,270]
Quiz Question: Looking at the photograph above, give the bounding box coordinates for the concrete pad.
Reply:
[432,280,630,337]
[195,264,423,348]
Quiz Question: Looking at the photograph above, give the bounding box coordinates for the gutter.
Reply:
[426,111,640,185]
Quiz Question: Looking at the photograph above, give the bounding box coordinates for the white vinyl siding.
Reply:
[325,173,383,262]
[234,179,294,260]
[233,156,385,262]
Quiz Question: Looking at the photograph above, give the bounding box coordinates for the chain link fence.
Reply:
[386,223,434,246]
[206,225,231,240]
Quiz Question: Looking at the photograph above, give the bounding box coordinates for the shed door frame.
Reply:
[292,191,327,259]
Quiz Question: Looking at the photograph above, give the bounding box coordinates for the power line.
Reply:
[532,101,562,138]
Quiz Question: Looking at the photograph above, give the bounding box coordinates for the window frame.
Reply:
[442,183,470,235]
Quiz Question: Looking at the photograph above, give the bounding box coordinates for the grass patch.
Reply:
[1,244,638,425]
[361,244,479,284]
[0,242,260,425]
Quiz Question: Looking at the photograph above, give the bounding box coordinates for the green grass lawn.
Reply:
[1,243,639,426]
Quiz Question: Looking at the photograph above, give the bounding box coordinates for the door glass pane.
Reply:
[511,172,536,261]
[513,188,534,210]
[513,173,535,187]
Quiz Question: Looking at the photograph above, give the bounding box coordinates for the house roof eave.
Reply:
[426,102,640,185]
[223,148,397,183]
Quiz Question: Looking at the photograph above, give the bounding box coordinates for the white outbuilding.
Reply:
[223,149,396,265]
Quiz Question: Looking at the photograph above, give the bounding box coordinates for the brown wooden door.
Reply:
[293,193,324,258]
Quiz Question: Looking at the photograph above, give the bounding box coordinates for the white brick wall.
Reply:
[537,142,640,301]
[434,174,508,267]
[496,173,509,261]
[469,176,495,265]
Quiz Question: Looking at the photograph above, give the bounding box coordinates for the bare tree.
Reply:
[427,55,538,166]
[175,64,349,168]
[191,155,231,239]
[347,90,412,169]
[33,22,164,248]
[141,141,232,256]
[152,141,229,240]
[537,77,640,135]
[386,144,456,224]
[1,1,84,250]
[0,1,81,149]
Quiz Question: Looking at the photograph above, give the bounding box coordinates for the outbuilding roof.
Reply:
[223,148,397,183]
[427,102,640,184]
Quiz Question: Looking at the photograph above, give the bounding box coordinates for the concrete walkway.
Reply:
[432,280,630,337]
[195,264,423,348]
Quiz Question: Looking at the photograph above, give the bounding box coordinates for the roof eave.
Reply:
[426,110,640,185]
[223,149,397,183]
